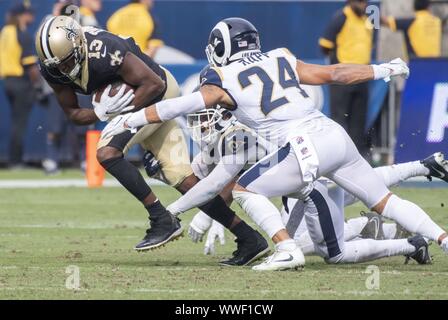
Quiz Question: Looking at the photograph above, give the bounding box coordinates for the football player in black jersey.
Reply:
[35,15,268,266]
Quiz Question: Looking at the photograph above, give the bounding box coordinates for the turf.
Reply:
[0,183,447,300]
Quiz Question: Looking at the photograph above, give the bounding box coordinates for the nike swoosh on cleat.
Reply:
[272,254,294,263]
[432,167,446,179]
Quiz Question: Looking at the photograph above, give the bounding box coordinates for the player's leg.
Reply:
[233,144,306,270]
[145,121,269,265]
[321,120,448,253]
[97,125,181,251]
[338,154,447,207]
[97,69,183,251]
[303,181,429,264]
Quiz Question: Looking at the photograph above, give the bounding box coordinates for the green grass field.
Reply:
[0,172,447,299]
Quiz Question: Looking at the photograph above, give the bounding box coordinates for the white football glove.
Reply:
[92,84,135,121]
[204,220,225,255]
[100,113,135,140]
[378,58,410,82]
[187,211,213,243]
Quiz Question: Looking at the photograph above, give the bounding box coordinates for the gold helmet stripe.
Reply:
[40,17,56,60]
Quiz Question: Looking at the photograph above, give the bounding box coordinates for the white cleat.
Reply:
[252,246,305,271]
[441,237,448,254]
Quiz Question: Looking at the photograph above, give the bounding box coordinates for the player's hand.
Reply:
[204,220,225,255]
[92,84,135,121]
[187,211,214,243]
[100,114,134,140]
[379,58,410,82]
[143,151,169,184]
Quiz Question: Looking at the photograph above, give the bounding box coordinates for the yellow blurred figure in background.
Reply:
[107,0,164,58]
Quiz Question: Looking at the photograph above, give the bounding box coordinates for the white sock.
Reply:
[382,195,446,242]
[383,223,398,240]
[277,239,297,251]
[296,232,316,256]
[344,217,368,241]
[374,161,430,187]
[233,190,285,239]
[334,239,415,264]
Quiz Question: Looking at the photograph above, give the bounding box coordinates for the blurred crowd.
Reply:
[0,0,447,173]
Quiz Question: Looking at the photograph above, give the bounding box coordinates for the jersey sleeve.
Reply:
[319,10,346,50]
[389,17,414,33]
[199,66,223,88]
[18,31,37,67]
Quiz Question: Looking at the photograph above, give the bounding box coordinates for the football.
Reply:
[93,81,136,105]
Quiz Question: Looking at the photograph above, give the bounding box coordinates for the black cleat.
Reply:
[134,213,183,252]
[405,235,432,265]
[360,211,385,240]
[421,152,448,183]
[219,231,270,266]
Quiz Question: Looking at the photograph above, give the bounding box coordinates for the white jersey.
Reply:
[200,48,324,146]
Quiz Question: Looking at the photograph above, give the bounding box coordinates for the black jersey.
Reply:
[40,26,167,103]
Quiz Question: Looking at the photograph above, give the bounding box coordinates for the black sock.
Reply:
[230,220,256,240]
[199,196,256,240]
[199,196,236,229]
[145,200,168,219]
[100,156,152,202]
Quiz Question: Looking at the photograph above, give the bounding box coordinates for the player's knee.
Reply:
[176,174,198,194]
[372,192,394,214]
[96,147,123,164]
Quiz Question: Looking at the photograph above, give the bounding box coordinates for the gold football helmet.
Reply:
[35,15,85,80]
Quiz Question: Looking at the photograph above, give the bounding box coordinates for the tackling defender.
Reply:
[146,106,447,264]
[102,17,448,271]
[35,15,268,265]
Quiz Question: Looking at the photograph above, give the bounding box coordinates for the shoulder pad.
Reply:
[200,66,223,88]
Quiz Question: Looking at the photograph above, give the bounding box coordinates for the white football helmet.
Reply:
[187,107,235,147]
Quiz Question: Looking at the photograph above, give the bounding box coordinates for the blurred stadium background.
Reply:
[0,0,447,169]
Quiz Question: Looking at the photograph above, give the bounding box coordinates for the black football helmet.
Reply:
[205,17,261,67]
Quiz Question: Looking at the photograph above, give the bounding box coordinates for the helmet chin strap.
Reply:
[67,63,81,80]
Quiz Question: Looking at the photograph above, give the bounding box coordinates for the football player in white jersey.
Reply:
[102,17,448,271]
[149,105,447,264]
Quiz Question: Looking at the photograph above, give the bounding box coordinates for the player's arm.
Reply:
[167,154,245,215]
[50,82,98,125]
[117,52,165,110]
[296,59,409,86]
[123,84,234,129]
